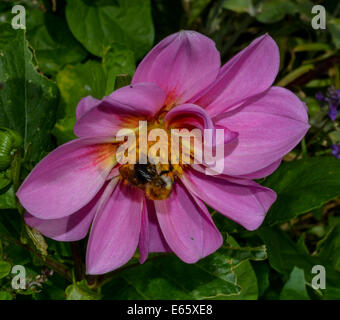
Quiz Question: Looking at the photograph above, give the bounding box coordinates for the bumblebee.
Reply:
[119,162,177,200]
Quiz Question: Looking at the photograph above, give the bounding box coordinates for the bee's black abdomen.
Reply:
[134,163,155,184]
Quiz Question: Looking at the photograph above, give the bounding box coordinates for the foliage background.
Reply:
[0,0,339,300]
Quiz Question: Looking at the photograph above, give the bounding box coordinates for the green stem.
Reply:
[0,232,72,282]
[70,241,84,281]
[2,144,72,283]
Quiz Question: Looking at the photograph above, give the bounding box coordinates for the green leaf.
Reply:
[188,0,212,25]
[0,291,12,300]
[0,213,32,265]
[0,24,59,163]
[102,45,135,95]
[222,241,267,265]
[102,236,264,300]
[316,223,340,271]
[0,169,11,192]
[259,227,316,276]
[54,49,135,144]
[328,19,340,49]
[26,9,88,75]
[0,260,11,279]
[280,267,310,300]
[256,0,297,24]
[221,236,263,300]
[114,74,132,90]
[263,157,340,226]
[329,131,340,144]
[253,262,270,298]
[225,259,258,300]
[222,0,255,15]
[102,253,239,299]
[65,280,102,300]
[33,272,68,300]
[57,61,107,104]
[258,227,340,299]
[0,186,16,210]
[65,0,154,59]
[212,211,244,234]
[54,60,106,144]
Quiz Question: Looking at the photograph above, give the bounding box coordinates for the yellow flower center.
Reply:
[118,115,195,200]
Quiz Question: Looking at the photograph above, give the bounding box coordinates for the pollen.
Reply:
[117,117,190,200]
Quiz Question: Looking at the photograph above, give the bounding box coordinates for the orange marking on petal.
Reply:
[81,143,117,171]
[164,89,180,109]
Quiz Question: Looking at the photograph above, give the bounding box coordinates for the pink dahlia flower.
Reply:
[17,31,309,275]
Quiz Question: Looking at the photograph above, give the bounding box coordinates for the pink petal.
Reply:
[214,86,309,176]
[86,181,143,275]
[139,199,170,264]
[182,169,277,230]
[24,180,118,241]
[105,82,166,115]
[239,159,282,179]
[132,31,220,106]
[17,138,116,219]
[74,83,166,138]
[154,182,222,263]
[139,200,149,264]
[196,34,280,117]
[165,103,238,147]
[165,103,214,130]
[76,96,100,120]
